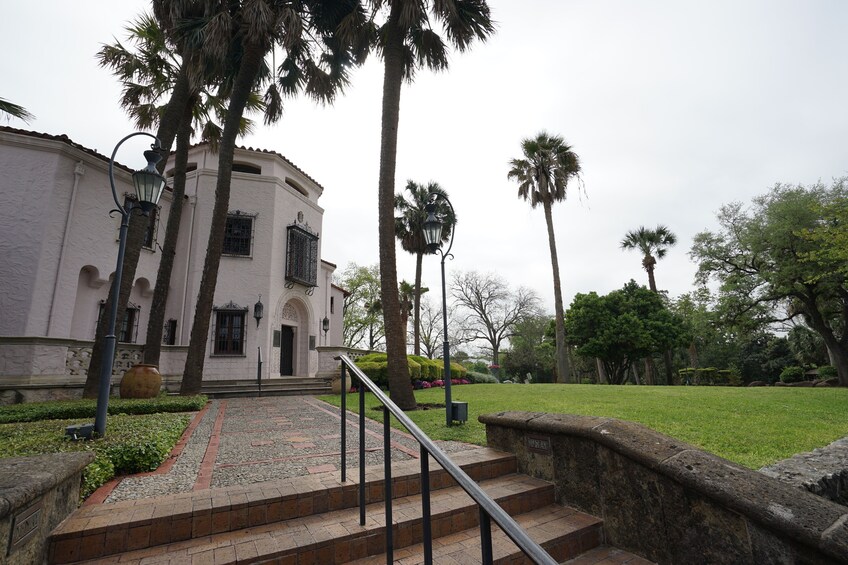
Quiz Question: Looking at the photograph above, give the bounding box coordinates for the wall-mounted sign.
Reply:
[526,434,552,455]
[8,498,42,555]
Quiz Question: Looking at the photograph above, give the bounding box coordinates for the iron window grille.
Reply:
[163,319,177,345]
[122,195,159,250]
[212,302,248,355]
[286,223,318,287]
[97,301,140,343]
[143,205,159,249]
[222,212,255,257]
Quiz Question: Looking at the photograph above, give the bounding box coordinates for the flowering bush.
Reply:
[421,381,431,388]
[431,380,444,388]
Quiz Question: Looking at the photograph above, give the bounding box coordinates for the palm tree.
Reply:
[0,97,34,123]
[181,0,367,394]
[84,7,198,396]
[97,12,263,371]
[395,180,455,356]
[508,132,582,384]
[372,0,494,410]
[621,224,678,384]
[620,225,677,293]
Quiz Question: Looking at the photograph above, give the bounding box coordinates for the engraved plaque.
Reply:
[8,498,42,555]
[273,330,281,347]
[526,434,552,455]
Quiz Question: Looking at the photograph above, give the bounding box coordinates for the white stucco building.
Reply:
[0,126,347,398]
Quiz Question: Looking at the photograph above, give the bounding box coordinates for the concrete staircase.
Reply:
[198,376,332,398]
[48,448,652,564]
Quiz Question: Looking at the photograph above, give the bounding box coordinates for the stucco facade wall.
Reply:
[0,130,344,387]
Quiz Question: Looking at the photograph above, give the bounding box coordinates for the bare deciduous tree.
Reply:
[450,271,541,366]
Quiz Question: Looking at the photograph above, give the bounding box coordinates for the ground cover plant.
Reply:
[320,385,848,469]
[0,395,206,497]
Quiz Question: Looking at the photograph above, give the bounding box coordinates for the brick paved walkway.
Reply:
[86,396,477,505]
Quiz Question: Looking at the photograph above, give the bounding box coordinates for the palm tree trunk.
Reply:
[413,251,423,356]
[542,200,571,384]
[83,67,191,396]
[181,42,265,395]
[143,98,194,365]
[377,6,416,410]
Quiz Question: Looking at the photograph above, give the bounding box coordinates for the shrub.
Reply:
[468,371,498,384]
[0,395,207,424]
[780,366,805,383]
[818,365,838,379]
[716,369,742,386]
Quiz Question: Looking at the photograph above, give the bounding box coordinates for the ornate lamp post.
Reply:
[94,133,166,438]
[422,193,456,426]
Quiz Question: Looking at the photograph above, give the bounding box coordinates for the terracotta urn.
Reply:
[120,363,162,399]
[331,374,352,395]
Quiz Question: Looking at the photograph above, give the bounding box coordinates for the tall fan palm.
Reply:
[97,13,264,372]
[83,5,203,396]
[621,224,677,384]
[181,0,367,394]
[372,0,494,410]
[395,180,455,356]
[620,225,677,293]
[0,97,34,123]
[508,132,581,384]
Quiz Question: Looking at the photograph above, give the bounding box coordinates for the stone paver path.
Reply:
[88,396,477,505]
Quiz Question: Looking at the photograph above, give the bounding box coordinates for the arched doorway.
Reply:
[275,298,310,376]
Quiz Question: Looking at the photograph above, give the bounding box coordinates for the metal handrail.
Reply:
[337,354,557,565]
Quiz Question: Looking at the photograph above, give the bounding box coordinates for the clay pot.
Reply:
[331,374,352,395]
[120,364,162,399]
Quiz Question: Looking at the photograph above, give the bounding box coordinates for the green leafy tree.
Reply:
[371,0,494,410]
[690,179,848,386]
[508,132,582,384]
[565,281,685,385]
[502,314,556,383]
[395,180,454,356]
[338,263,384,350]
[0,97,34,123]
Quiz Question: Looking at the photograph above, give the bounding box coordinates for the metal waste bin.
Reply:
[451,401,468,423]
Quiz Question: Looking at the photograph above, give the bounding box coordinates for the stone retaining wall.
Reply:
[761,436,848,506]
[0,452,93,564]
[480,411,848,564]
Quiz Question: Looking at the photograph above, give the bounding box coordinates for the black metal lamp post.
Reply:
[93,133,166,438]
[423,194,456,426]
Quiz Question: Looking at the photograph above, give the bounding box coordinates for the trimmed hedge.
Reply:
[353,354,468,388]
[780,366,805,384]
[0,395,208,424]
[468,371,499,384]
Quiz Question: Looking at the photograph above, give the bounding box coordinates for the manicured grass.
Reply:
[320,384,848,469]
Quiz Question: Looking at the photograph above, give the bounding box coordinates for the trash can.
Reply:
[451,401,468,423]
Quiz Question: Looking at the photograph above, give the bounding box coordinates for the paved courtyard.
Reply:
[88,396,478,505]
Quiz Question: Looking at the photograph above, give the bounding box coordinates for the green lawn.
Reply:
[320,384,848,469]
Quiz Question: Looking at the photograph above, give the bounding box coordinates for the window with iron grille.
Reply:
[163,319,177,345]
[97,302,140,343]
[285,224,318,287]
[143,205,159,249]
[213,309,246,355]
[222,213,254,256]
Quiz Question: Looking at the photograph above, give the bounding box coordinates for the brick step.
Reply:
[63,473,556,564]
[198,377,332,398]
[345,504,604,565]
[561,545,656,564]
[48,448,516,563]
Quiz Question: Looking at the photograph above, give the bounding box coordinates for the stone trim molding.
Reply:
[480,411,848,564]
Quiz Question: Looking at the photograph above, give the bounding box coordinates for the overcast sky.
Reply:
[3,1,848,319]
